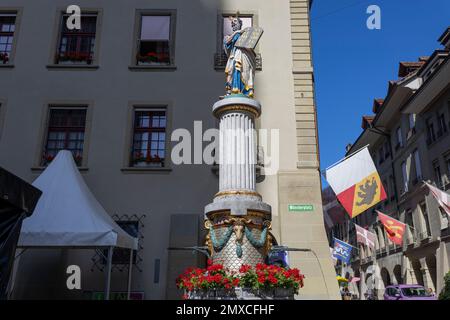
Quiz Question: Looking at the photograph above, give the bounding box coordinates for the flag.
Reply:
[330,247,337,266]
[354,223,376,249]
[377,211,406,246]
[332,238,353,264]
[350,277,361,283]
[325,147,386,218]
[424,182,450,216]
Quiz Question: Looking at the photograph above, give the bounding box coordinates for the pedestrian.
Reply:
[342,286,351,300]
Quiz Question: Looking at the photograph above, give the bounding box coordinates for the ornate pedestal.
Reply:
[205,96,272,271]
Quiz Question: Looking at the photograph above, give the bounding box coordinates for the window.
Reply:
[387,287,400,297]
[446,154,450,175]
[384,141,390,159]
[135,13,175,66]
[389,175,396,201]
[401,287,433,297]
[444,153,450,189]
[0,102,5,139]
[433,160,442,188]
[405,209,415,243]
[419,202,431,238]
[395,127,403,150]
[413,150,422,182]
[131,109,167,167]
[42,108,87,166]
[438,113,447,137]
[0,13,16,64]
[439,207,449,230]
[408,114,416,129]
[401,161,409,193]
[407,114,416,140]
[426,119,436,145]
[56,13,97,65]
[378,145,384,164]
[383,179,389,202]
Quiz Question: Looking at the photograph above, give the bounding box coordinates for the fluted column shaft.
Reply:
[219,112,256,192]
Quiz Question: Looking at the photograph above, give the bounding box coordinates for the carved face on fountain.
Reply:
[233,223,244,242]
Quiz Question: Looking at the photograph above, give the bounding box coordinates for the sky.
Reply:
[310,0,450,187]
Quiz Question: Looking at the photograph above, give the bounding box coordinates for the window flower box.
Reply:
[56,52,93,65]
[136,52,170,66]
[0,52,9,64]
[132,153,164,167]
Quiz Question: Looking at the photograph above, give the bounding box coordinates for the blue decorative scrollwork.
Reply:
[210,226,233,251]
[236,244,243,258]
[245,226,267,248]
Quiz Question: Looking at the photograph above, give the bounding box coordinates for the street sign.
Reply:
[288,204,314,212]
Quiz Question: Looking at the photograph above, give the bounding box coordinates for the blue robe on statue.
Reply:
[223,31,256,97]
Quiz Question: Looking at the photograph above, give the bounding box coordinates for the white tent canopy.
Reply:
[18,150,137,249]
[14,150,137,300]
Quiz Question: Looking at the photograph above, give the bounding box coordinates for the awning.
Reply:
[18,150,137,250]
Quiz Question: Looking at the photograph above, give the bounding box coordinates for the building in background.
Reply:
[325,27,450,299]
[0,0,339,299]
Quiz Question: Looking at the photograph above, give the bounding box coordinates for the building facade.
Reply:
[325,27,450,299]
[0,0,340,299]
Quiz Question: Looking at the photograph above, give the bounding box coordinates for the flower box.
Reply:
[177,261,304,300]
[0,52,9,64]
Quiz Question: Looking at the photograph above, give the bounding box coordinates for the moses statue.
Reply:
[223,15,263,98]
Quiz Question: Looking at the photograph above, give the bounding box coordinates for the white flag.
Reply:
[325,147,386,218]
[424,182,450,216]
[354,223,376,249]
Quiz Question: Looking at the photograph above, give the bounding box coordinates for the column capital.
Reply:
[213,96,261,118]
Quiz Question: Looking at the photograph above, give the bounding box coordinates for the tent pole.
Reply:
[7,248,25,299]
[127,249,133,300]
[104,246,113,300]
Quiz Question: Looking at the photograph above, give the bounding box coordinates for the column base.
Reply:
[204,194,271,218]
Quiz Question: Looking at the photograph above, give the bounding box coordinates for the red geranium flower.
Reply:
[239,264,252,273]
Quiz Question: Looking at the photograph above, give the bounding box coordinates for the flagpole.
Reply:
[334,237,360,251]
[372,245,377,299]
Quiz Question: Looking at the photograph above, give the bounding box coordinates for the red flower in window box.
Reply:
[137,52,169,64]
[57,51,93,64]
[0,53,9,64]
[74,154,83,164]
[43,153,55,162]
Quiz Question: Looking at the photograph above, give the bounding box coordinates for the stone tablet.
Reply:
[235,27,264,50]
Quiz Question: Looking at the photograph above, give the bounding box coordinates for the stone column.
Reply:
[420,257,435,291]
[359,269,366,300]
[436,242,449,294]
[405,257,418,284]
[219,112,256,193]
[205,96,272,271]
